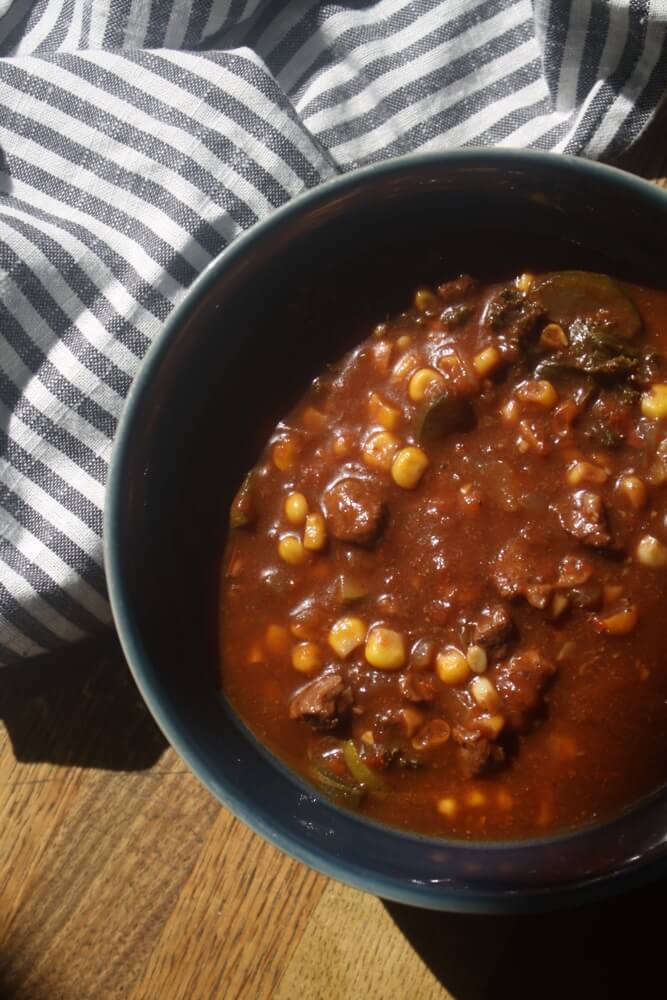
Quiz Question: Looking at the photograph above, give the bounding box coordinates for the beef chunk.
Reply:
[582,394,632,448]
[491,534,558,608]
[453,726,505,778]
[289,673,353,730]
[437,274,478,305]
[472,603,514,650]
[534,317,643,385]
[494,649,556,730]
[485,286,545,342]
[440,304,472,328]
[567,581,603,610]
[450,649,556,776]
[553,490,611,548]
[492,538,528,601]
[556,554,593,587]
[399,672,436,704]
[523,583,555,609]
[322,477,386,545]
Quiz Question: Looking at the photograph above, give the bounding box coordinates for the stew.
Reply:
[219,270,667,840]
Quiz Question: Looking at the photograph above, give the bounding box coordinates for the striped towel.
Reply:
[1,1,666,666]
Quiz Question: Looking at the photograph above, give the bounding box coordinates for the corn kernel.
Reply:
[392,352,418,381]
[550,593,569,619]
[517,419,544,454]
[337,575,368,605]
[371,339,392,373]
[515,272,534,292]
[399,706,424,738]
[604,584,624,603]
[466,788,486,807]
[435,648,470,685]
[284,492,308,524]
[472,345,502,378]
[272,438,298,471]
[436,351,464,380]
[437,796,458,818]
[292,642,322,673]
[365,626,406,670]
[500,398,520,426]
[391,446,429,489]
[227,553,243,578]
[470,675,499,710]
[363,430,400,470]
[479,714,505,737]
[557,642,576,662]
[303,512,327,551]
[566,460,609,486]
[328,616,366,658]
[616,474,647,510]
[408,367,445,402]
[302,406,327,432]
[278,534,306,565]
[636,534,667,568]
[265,624,290,655]
[414,288,439,313]
[333,434,351,457]
[516,379,559,409]
[368,392,400,431]
[361,730,375,745]
[641,384,667,420]
[396,334,411,350]
[594,604,639,635]
[466,645,488,674]
[539,322,568,349]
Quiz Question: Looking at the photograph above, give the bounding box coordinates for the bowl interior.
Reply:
[108,153,667,911]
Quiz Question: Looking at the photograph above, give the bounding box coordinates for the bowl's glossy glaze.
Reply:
[105,151,667,912]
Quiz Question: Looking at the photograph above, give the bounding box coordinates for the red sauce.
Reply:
[219,271,667,840]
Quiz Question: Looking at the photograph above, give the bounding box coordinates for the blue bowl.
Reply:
[105,150,667,913]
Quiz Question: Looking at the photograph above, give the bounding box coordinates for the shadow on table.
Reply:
[0,957,20,1000]
[385,876,667,999]
[0,637,167,770]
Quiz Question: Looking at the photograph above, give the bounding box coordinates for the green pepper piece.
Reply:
[310,763,365,806]
[336,574,369,605]
[534,271,641,339]
[342,740,386,792]
[417,393,475,445]
[229,471,255,529]
[534,320,640,382]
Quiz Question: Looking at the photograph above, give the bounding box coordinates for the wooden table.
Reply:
[2,119,666,1000]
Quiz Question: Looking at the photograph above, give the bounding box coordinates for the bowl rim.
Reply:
[104,148,667,912]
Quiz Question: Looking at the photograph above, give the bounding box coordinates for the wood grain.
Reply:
[130,811,325,1000]
[273,882,449,1000]
[1,123,666,1000]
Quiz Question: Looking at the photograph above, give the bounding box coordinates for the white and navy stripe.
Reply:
[1,0,666,663]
